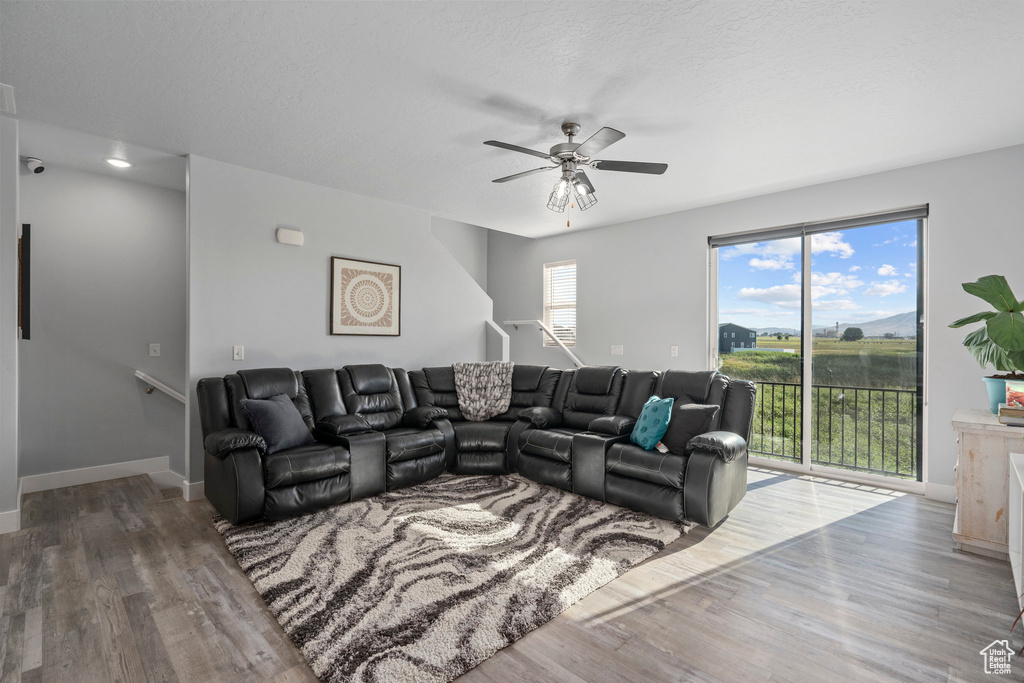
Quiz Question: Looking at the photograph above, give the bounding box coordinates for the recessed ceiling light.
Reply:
[105,157,133,168]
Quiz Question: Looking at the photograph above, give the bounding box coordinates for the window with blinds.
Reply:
[543,260,576,347]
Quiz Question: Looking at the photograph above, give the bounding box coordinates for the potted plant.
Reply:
[949,275,1024,413]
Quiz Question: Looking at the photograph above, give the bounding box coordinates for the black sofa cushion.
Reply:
[661,404,719,454]
[519,427,580,463]
[404,406,448,429]
[316,414,373,436]
[340,364,404,430]
[204,428,266,458]
[453,421,510,451]
[655,370,716,406]
[562,366,624,430]
[263,442,350,489]
[387,451,447,490]
[689,430,748,463]
[606,442,688,489]
[382,427,446,463]
[492,365,562,421]
[241,394,315,455]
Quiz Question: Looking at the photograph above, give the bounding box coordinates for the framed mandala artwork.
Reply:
[330,256,401,336]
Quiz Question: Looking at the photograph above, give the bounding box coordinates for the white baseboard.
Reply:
[182,479,205,502]
[925,482,956,504]
[146,470,204,502]
[20,456,170,495]
[0,479,22,535]
[148,469,185,491]
[5,458,206,535]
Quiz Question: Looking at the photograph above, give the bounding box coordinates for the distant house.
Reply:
[719,323,757,354]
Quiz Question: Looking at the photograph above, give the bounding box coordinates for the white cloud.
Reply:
[738,284,802,308]
[877,264,898,276]
[849,265,861,272]
[904,239,918,247]
[748,257,793,271]
[813,299,860,311]
[864,280,907,297]
[811,232,855,258]
[740,273,864,309]
[721,237,800,260]
[810,272,864,289]
[720,308,799,319]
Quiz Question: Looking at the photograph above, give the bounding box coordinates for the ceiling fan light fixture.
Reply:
[574,184,597,210]
[547,178,571,212]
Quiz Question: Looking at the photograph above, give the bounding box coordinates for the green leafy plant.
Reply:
[949,275,1024,376]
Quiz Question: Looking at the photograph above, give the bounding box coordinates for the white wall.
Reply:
[187,156,492,483]
[489,144,1024,491]
[0,115,19,525]
[430,216,489,291]
[17,165,186,477]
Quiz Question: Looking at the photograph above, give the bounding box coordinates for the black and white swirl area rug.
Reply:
[214,474,686,683]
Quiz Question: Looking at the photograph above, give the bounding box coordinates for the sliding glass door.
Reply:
[714,236,804,465]
[711,208,925,482]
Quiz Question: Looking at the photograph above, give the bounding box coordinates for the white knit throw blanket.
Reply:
[452,361,514,421]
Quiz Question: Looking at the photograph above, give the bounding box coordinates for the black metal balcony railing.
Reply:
[748,381,920,480]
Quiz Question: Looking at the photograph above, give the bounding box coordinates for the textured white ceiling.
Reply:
[2,1,1023,237]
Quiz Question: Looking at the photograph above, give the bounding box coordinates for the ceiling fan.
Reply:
[484,122,668,213]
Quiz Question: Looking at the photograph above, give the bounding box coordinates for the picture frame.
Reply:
[330,256,401,336]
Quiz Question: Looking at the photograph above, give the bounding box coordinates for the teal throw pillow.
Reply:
[630,395,675,450]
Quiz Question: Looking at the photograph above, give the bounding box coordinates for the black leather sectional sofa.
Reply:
[196,363,755,529]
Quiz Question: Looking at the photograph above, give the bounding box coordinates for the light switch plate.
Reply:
[670,345,678,357]
[611,345,623,356]
[232,345,244,361]
[149,343,160,357]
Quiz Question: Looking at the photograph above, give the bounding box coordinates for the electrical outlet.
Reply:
[611,345,623,356]
[232,345,244,361]
[670,345,678,357]
[149,343,160,357]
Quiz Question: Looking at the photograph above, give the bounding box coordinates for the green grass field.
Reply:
[721,337,920,478]
[721,337,919,389]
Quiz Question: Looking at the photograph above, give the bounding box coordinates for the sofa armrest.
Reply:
[588,415,636,436]
[403,406,449,429]
[316,414,373,436]
[687,431,746,463]
[204,428,266,459]
[517,406,562,429]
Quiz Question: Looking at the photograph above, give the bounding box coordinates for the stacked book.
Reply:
[998,403,1024,427]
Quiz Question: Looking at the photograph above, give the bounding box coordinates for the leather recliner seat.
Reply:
[604,370,756,527]
[408,364,562,475]
[197,368,354,524]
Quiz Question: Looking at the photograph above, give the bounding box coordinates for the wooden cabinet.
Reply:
[952,408,1024,559]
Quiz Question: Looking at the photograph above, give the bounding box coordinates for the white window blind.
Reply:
[543,260,576,347]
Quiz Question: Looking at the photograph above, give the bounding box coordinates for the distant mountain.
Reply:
[749,312,917,338]
[814,311,917,338]
[755,327,800,336]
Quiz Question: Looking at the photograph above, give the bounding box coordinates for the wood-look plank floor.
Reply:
[0,468,1019,682]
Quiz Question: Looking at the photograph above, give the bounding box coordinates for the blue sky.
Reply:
[718,220,919,330]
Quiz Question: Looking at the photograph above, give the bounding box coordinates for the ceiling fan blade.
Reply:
[573,127,625,158]
[575,170,596,194]
[484,140,552,160]
[492,166,557,183]
[592,160,668,175]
